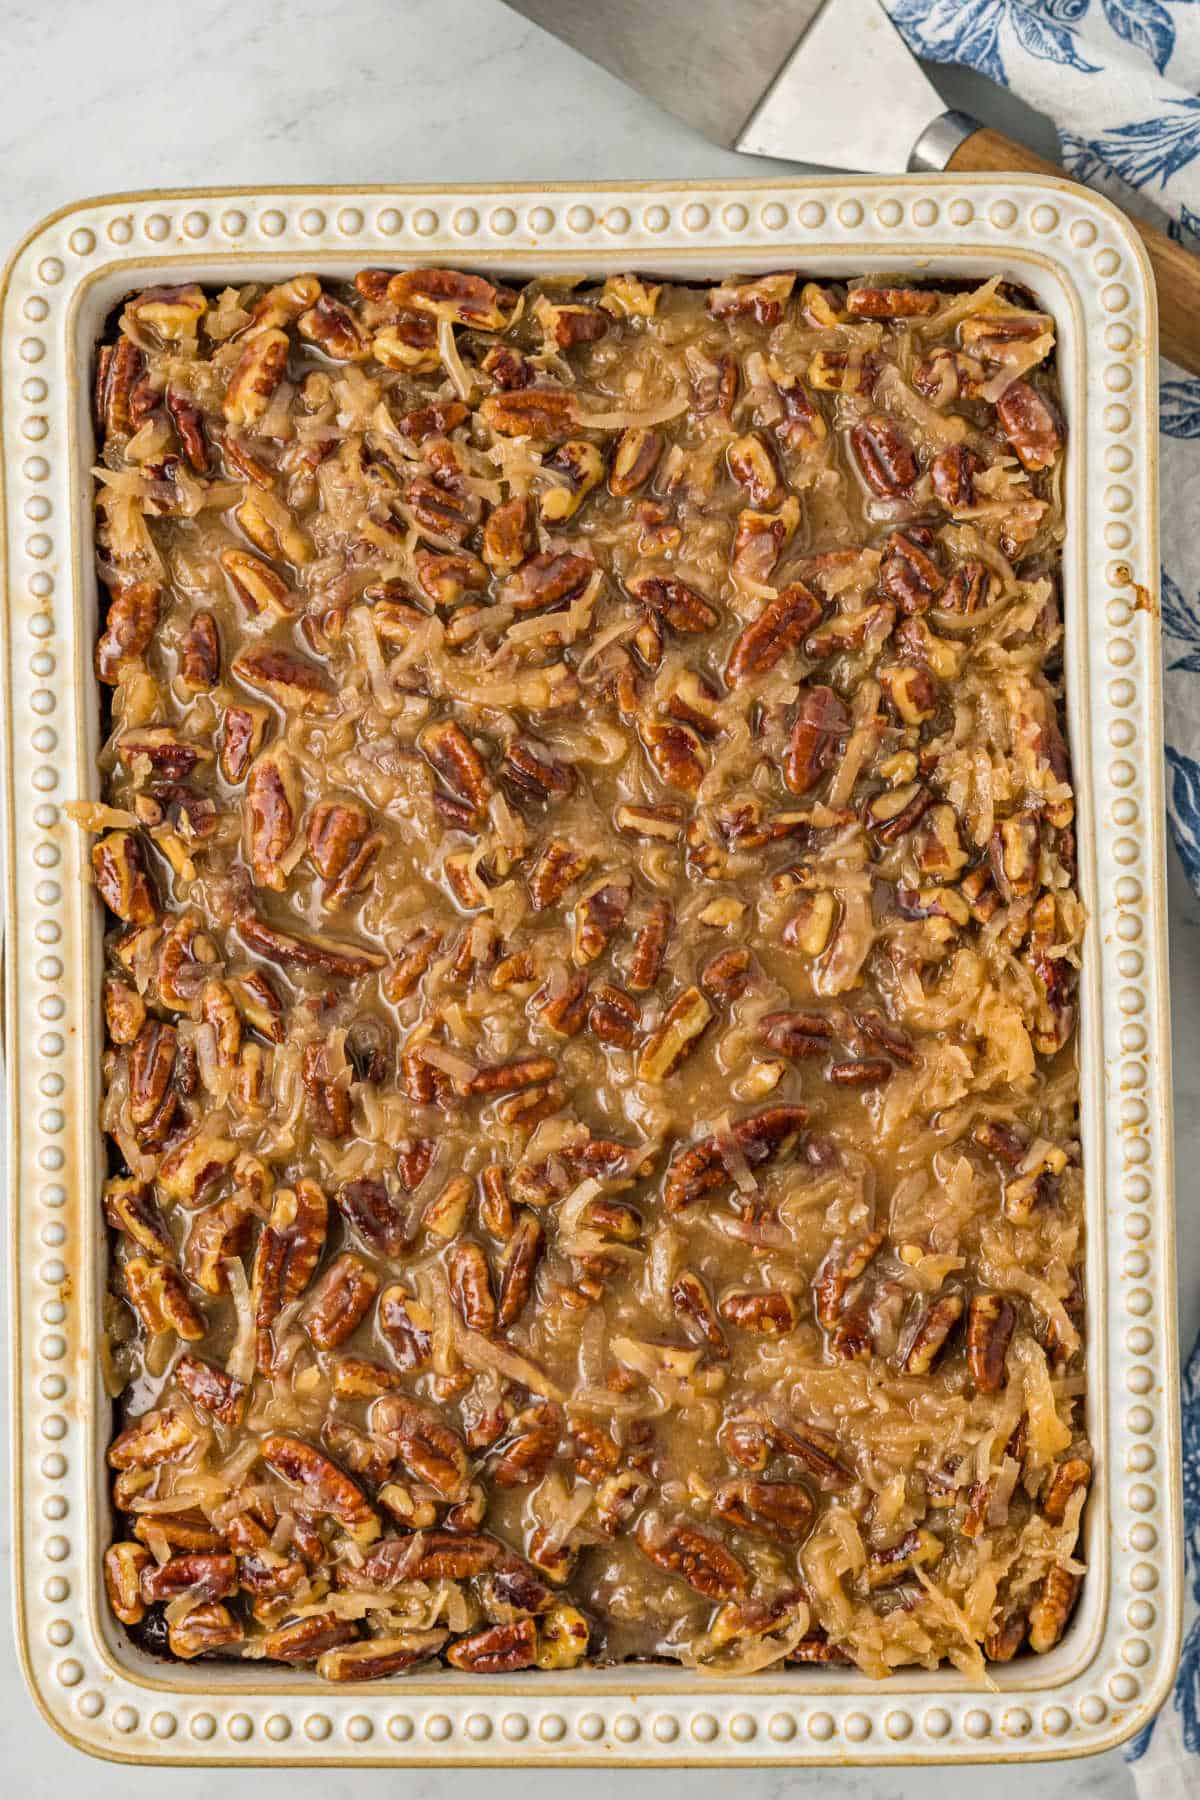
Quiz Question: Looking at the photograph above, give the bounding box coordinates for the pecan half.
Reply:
[317,1630,449,1681]
[448,1240,497,1334]
[261,1613,361,1664]
[814,1231,884,1330]
[239,912,386,977]
[1042,1455,1091,1526]
[725,582,822,685]
[224,328,289,427]
[232,644,334,714]
[628,574,719,635]
[665,1106,806,1212]
[478,387,576,440]
[996,378,1063,471]
[636,986,711,1082]
[588,981,640,1048]
[96,581,161,682]
[850,414,918,494]
[499,738,573,806]
[712,1479,814,1543]
[167,1602,244,1660]
[610,426,663,496]
[259,1433,379,1547]
[420,718,492,816]
[528,838,590,911]
[719,1289,797,1334]
[334,1177,412,1259]
[1028,1567,1080,1653]
[671,1269,729,1355]
[902,1292,964,1376]
[252,1179,328,1371]
[245,747,300,892]
[104,1175,173,1262]
[482,495,533,575]
[372,1394,471,1501]
[573,875,631,964]
[306,1252,379,1350]
[388,267,515,330]
[175,1354,247,1426]
[758,1010,832,1058]
[634,1516,748,1599]
[492,1211,543,1328]
[728,432,784,509]
[784,686,850,795]
[966,1293,1016,1392]
[447,1617,537,1672]
[847,285,938,318]
[104,1542,151,1625]
[641,718,707,793]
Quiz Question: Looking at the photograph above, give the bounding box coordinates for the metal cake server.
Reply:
[498,0,1200,372]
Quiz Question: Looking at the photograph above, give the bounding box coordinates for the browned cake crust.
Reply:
[80,267,1086,1679]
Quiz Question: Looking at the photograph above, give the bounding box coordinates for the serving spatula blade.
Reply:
[497,0,948,173]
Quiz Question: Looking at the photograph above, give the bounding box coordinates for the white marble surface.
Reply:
[0,1,1190,1791]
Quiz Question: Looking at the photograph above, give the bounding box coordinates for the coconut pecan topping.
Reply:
[86,267,1081,1682]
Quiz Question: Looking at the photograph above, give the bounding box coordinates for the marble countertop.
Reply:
[1,2,1190,1793]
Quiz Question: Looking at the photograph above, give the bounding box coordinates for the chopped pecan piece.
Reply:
[671,1269,728,1355]
[719,1288,797,1334]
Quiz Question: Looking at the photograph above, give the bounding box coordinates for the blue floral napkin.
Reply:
[884,1,1200,1786]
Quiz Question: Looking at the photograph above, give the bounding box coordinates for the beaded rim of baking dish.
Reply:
[0,180,1180,1766]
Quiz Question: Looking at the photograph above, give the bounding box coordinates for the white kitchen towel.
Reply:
[884,1,1200,1786]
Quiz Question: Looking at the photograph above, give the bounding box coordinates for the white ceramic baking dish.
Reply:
[0,179,1180,1767]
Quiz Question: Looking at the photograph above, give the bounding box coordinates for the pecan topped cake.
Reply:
[84,265,1086,1679]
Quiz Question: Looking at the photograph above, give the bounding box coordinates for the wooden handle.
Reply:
[948,125,1200,375]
